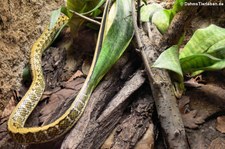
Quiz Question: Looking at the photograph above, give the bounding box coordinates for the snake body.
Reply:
[7,15,82,144]
[8,13,101,144]
[7,0,133,144]
[7,0,112,143]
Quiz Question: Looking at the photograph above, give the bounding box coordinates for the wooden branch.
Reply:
[61,69,145,149]
[131,0,195,148]
[109,85,155,149]
[159,6,198,50]
[24,50,145,149]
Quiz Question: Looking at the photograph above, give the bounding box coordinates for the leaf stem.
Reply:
[68,9,101,26]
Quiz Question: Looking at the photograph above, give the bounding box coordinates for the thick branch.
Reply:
[131,0,195,148]
[61,69,145,149]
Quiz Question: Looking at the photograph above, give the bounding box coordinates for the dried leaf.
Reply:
[209,137,225,149]
[216,116,225,133]
[182,110,205,129]
[1,97,16,118]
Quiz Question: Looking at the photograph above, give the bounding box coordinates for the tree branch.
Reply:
[131,0,193,148]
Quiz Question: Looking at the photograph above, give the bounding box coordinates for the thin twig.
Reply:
[68,10,101,26]
[131,0,143,48]
[137,0,141,27]
[94,17,102,20]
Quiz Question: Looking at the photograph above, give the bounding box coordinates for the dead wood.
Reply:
[196,84,225,106]
[109,85,155,149]
[131,0,198,148]
[23,48,145,149]
[0,116,12,149]
[61,70,145,149]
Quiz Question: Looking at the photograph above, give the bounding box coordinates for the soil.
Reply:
[0,0,64,114]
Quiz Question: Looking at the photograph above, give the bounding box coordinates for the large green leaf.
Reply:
[48,7,69,44]
[172,0,185,14]
[140,3,163,22]
[49,8,62,30]
[153,45,183,78]
[179,25,225,75]
[154,25,225,77]
[152,45,184,96]
[66,0,100,13]
[82,0,106,15]
[180,46,225,75]
[152,9,173,33]
[179,25,225,58]
[65,0,106,38]
[151,0,185,33]
[180,54,221,74]
[88,0,134,88]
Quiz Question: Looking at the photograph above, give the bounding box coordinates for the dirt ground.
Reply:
[0,0,64,115]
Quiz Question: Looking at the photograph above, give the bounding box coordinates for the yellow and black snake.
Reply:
[7,0,133,144]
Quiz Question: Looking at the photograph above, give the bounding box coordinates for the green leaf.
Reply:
[153,45,183,78]
[49,7,68,43]
[179,25,225,75]
[22,65,31,83]
[49,8,62,29]
[152,9,173,33]
[82,0,106,15]
[179,25,225,59]
[205,60,225,70]
[180,46,225,76]
[180,53,221,74]
[140,3,163,22]
[208,45,225,59]
[65,0,105,39]
[172,0,185,14]
[151,0,185,33]
[66,0,102,13]
[61,6,73,18]
[88,0,134,88]
[52,22,68,42]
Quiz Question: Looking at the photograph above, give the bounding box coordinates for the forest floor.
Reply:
[1,0,225,149]
[0,0,64,115]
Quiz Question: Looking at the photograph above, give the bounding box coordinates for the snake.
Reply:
[7,0,133,144]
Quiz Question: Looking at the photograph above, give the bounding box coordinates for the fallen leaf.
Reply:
[184,76,204,88]
[182,110,205,129]
[39,78,85,124]
[82,58,92,76]
[178,96,190,114]
[41,87,61,100]
[1,97,16,118]
[134,123,154,149]
[216,116,225,133]
[67,70,84,82]
[208,137,225,149]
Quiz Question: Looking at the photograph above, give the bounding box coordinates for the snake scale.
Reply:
[7,0,111,144]
[7,15,82,144]
[7,0,133,144]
